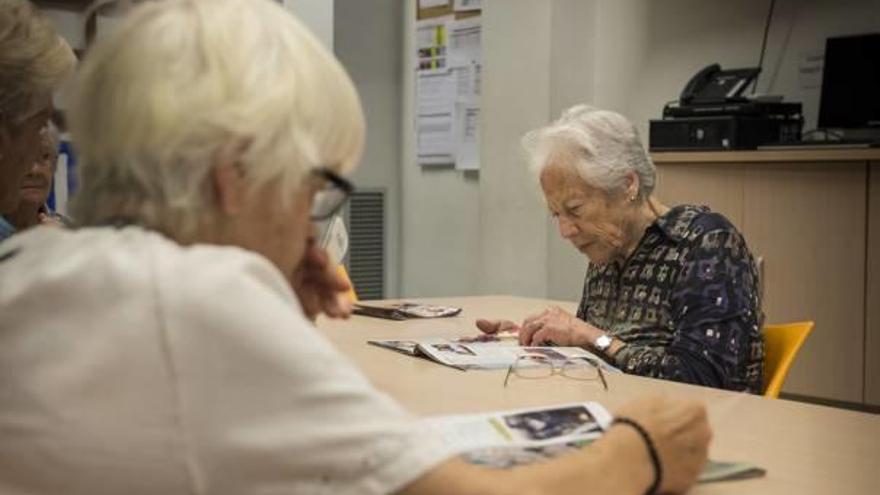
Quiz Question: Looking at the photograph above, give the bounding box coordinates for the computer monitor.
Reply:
[818,33,880,130]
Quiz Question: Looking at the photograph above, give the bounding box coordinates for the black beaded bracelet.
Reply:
[612,417,662,495]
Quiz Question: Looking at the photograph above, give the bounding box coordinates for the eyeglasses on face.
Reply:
[310,167,354,221]
[504,354,608,391]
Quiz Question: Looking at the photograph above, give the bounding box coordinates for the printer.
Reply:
[649,64,803,151]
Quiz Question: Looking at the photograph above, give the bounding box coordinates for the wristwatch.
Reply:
[594,333,613,353]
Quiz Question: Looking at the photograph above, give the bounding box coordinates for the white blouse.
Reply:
[0,226,452,495]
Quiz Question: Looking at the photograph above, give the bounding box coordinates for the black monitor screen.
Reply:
[818,33,880,129]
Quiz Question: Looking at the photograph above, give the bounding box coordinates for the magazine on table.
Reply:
[353,302,462,320]
[423,402,766,484]
[368,335,620,372]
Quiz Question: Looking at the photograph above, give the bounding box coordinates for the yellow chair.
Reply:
[762,321,814,398]
[335,265,358,302]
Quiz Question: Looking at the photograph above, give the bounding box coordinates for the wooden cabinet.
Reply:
[867,162,880,405]
[652,150,880,405]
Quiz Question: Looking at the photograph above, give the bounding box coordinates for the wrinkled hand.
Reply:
[613,397,712,494]
[290,241,353,321]
[518,306,598,347]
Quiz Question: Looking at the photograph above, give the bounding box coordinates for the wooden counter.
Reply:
[653,148,880,164]
[651,149,880,406]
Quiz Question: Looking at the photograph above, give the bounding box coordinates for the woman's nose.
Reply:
[557,216,578,239]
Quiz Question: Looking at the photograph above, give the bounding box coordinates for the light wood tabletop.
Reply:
[317,295,880,495]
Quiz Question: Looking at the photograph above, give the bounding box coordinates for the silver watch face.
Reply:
[595,334,612,351]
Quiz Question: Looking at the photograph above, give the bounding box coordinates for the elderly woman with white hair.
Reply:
[0,0,75,240]
[479,105,764,394]
[3,121,73,231]
[0,1,712,494]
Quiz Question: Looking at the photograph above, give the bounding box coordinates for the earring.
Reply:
[629,195,636,202]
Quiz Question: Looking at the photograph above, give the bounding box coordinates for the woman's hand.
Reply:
[290,241,353,321]
[475,319,521,335]
[518,306,600,347]
[612,397,712,494]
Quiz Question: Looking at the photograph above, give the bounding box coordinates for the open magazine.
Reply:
[422,402,766,484]
[353,302,462,320]
[368,336,620,372]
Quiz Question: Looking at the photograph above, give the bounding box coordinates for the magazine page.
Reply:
[423,402,766,484]
[367,339,421,356]
[419,402,614,452]
[415,338,619,372]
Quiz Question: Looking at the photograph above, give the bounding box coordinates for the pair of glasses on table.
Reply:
[504,354,609,391]
[311,168,354,221]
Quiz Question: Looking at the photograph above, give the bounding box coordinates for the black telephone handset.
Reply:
[680,63,721,105]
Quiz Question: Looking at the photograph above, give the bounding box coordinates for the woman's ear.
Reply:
[211,142,248,215]
[624,171,641,201]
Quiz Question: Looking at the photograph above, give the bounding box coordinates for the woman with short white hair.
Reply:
[479,105,765,394]
[0,2,710,494]
[0,0,75,238]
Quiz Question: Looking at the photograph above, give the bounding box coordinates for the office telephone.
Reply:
[679,64,761,105]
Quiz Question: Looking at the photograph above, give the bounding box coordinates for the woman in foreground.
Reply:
[0,1,710,494]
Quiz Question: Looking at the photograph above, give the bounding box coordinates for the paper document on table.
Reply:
[425,403,766,484]
[368,336,619,372]
[420,402,612,452]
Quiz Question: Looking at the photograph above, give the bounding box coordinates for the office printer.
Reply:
[649,64,803,150]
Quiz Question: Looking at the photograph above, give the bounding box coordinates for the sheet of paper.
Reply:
[416,17,450,73]
[448,17,481,69]
[453,0,482,11]
[447,17,481,169]
[416,17,456,165]
[416,71,456,165]
[419,0,449,8]
[453,101,479,170]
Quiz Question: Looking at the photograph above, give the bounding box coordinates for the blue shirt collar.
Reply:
[0,216,16,242]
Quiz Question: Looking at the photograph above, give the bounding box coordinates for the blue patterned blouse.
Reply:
[577,205,765,393]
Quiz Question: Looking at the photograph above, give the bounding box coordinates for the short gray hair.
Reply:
[523,105,656,198]
[0,0,75,126]
[70,0,365,238]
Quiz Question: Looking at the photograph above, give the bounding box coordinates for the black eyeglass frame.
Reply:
[310,167,355,221]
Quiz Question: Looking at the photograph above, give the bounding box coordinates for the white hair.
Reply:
[522,105,656,198]
[69,0,365,238]
[0,0,75,126]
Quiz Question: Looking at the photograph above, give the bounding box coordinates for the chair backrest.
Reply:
[762,321,814,398]
[335,265,358,302]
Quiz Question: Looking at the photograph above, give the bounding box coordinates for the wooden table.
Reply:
[317,296,880,494]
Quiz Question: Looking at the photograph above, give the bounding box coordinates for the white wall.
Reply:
[283,0,333,49]
[400,0,483,297]
[398,0,879,303]
[335,0,403,297]
[627,0,880,141]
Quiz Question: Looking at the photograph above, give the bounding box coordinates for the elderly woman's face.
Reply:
[18,130,58,207]
[540,164,632,265]
[0,100,53,212]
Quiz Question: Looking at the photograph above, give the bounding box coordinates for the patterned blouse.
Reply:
[577,205,764,393]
